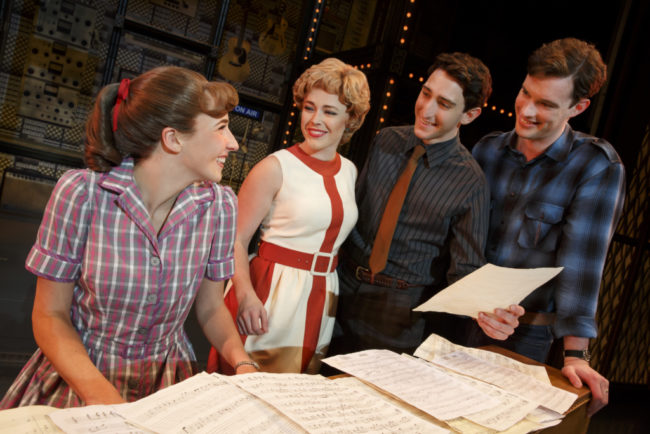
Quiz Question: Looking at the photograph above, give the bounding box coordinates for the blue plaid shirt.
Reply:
[473,126,625,339]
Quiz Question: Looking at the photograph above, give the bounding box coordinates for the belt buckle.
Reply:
[355,266,369,282]
[310,251,334,276]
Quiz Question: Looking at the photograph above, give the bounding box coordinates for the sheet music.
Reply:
[48,405,147,434]
[116,372,304,433]
[446,416,543,434]
[413,263,563,318]
[414,333,551,384]
[331,376,449,429]
[0,405,61,433]
[450,373,540,431]
[322,349,500,420]
[432,351,577,414]
[524,407,564,428]
[226,372,448,433]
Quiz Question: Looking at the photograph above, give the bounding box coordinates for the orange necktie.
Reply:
[368,144,426,276]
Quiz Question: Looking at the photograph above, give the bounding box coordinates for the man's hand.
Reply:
[476,304,525,340]
[236,291,269,335]
[562,358,609,417]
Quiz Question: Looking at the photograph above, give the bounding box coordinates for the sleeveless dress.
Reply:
[209,144,358,374]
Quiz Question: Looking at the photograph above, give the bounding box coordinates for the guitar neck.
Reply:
[235,2,251,49]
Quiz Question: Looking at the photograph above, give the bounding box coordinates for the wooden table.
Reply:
[482,345,592,434]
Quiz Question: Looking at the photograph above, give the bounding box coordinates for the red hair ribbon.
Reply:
[112,78,131,132]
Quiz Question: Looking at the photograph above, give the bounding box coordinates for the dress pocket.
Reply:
[517,202,564,251]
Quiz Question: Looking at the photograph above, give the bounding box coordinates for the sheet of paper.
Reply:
[322,349,500,420]
[414,333,551,384]
[432,351,577,414]
[446,416,543,434]
[413,263,563,318]
[226,372,448,433]
[0,405,61,433]
[116,372,304,433]
[385,357,540,432]
[525,407,564,428]
[48,404,148,434]
[451,372,539,431]
[331,376,452,432]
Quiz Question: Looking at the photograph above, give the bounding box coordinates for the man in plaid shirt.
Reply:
[472,38,625,417]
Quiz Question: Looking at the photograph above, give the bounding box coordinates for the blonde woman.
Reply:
[208,58,370,374]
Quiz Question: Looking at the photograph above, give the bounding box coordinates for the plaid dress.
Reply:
[0,158,236,408]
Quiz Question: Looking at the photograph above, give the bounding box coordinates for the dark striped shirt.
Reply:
[346,125,489,287]
[473,126,626,338]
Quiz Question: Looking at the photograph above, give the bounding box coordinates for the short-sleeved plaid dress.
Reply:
[0,158,236,408]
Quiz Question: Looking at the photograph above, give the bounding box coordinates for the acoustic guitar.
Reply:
[258,0,288,56]
[218,0,252,82]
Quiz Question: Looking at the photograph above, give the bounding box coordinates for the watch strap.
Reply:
[563,349,591,361]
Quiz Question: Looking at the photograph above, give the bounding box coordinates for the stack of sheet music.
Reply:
[0,334,576,433]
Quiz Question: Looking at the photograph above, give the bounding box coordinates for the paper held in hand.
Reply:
[413,263,563,318]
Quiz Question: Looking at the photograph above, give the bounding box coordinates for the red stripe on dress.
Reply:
[206,256,275,374]
[301,173,344,371]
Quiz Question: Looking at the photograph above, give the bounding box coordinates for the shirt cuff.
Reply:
[25,245,80,282]
[553,314,598,339]
[205,256,235,282]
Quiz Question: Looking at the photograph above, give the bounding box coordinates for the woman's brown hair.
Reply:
[85,66,238,172]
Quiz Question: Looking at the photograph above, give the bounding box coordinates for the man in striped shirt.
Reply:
[329,52,524,358]
[471,38,624,416]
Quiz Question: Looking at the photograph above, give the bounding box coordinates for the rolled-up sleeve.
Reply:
[25,169,91,282]
[205,185,237,281]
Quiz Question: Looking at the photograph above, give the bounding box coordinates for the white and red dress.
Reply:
[208,144,357,374]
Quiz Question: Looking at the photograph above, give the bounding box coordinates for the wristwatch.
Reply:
[563,349,591,362]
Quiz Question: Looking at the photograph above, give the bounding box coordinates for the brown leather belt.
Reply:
[257,241,337,275]
[353,265,413,290]
[518,311,556,326]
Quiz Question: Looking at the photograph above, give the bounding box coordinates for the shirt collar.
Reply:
[98,157,215,204]
[98,157,217,247]
[406,130,460,166]
[502,125,575,162]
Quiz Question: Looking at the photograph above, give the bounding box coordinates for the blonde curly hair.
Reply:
[293,58,370,144]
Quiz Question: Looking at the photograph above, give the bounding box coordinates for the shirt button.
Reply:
[137,327,147,335]
[150,256,160,266]
[146,294,157,304]
[509,192,515,197]
[128,379,139,390]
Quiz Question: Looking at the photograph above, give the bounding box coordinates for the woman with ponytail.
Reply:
[1,66,258,408]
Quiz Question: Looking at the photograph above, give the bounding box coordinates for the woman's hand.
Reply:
[236,291,268,335]
[83,385,127,405]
